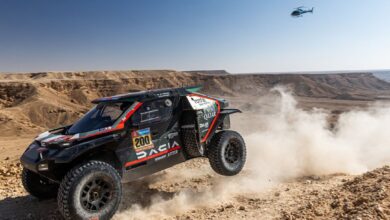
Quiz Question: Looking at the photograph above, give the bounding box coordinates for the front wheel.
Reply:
[207,131,246,176]
[57,161,122,220]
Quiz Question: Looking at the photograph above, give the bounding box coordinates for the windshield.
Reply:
[67,102,132,134]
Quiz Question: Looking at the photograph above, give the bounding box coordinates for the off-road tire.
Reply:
[22,168,58,199]
[58,161,122,220]
[182,128,203,157]
[208,131,246,176]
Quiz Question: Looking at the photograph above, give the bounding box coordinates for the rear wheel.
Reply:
[22,168,58,199]
[208,131,246,176]
[58,161,122,220]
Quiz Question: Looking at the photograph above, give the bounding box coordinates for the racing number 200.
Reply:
[132,128,154,152]
[134,135,151,148]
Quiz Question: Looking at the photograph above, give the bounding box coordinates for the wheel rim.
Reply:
[224,138,242,164]
[80,178,112,212]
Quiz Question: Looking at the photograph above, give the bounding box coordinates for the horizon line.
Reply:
[0,68,390,75]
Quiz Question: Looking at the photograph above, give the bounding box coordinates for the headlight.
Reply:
[37,163,49,171]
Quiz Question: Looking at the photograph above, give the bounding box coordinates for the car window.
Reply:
[67,102,132,134]
[132,98,174,125]
[101,103,124,120]
[140,109,160,122]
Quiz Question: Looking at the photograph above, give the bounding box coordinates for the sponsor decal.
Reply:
[193,97,207,105]
[140,109,160,122]
[154,154,167,162]
[187,94,221,143]
[156,92,170,98]
[41,134,72,145]
[136,141,179,159]
[186,96,215,110]
[167,149,179,157]
[153,149,179,162]
[98,126,112,132]
[164,99,172,107]
[132,128,154,152]
[125,141,181,167]
[199,122,209,129]
[203,106,217,120]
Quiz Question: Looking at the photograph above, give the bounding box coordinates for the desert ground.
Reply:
[0,70,390,219]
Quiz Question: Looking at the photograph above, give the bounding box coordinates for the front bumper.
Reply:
[20,154,39,172]
[20,142,56,173]
[20,143,47,173]
[20,134,118,172]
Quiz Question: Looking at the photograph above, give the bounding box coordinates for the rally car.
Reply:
[20,86,246,220]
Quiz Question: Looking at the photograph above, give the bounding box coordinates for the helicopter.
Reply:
[291,6,314,17]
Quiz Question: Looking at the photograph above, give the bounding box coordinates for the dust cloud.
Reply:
[114,87,390,219]
[243,87,390,179]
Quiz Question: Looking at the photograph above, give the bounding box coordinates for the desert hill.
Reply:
[0,70,390,136]
[0,70,390,219]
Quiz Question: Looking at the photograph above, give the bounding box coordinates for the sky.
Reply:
[0,0,389,73]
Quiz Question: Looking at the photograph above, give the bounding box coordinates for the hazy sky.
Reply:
[0,0,389,73]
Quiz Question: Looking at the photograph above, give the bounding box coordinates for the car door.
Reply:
[129,97,180,158]
[132,97,176,138]
[119,96,186,181]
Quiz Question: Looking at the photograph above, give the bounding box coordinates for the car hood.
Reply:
[35,131,77,146]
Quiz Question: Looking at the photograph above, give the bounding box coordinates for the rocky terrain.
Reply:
[0,159,389,220]
[1,70,389,138]
[285,166,390,219]
[0,70,390,219]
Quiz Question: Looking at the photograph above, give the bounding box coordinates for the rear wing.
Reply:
[220,109,242,115]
